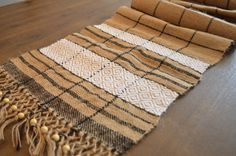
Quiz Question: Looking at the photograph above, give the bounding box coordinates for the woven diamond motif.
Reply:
[169,52,209,73]
[40,39,85,64]
[142,41,174,57]
[89,62,139,95]
[117,32,147,46]
[118,78,179,116]
[94,24,124,37]
[62,49,111,79]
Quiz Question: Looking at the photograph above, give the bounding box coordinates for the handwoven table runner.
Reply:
[0,0,235,155]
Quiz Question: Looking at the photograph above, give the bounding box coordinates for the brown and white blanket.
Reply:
[0,0,235,155]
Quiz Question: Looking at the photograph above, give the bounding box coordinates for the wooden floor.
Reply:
[0,0,24,7]
[0,0,236,156]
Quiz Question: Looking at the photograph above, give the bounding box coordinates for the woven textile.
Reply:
[169,0,236,21]
[0,0,235,155]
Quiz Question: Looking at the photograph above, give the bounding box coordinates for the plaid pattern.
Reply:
[0,0,235,155]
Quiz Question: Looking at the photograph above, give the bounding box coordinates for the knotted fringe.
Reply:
[0,68,119,156]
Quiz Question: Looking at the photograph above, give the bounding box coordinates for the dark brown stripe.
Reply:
[153,0,162,16]
[178,9,186,26]
[206,17,214,32]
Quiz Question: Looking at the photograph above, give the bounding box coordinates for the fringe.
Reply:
[0,68,119,156]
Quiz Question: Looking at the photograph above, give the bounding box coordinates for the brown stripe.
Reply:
[21,52,50,71]
[71,85,107,109]
[65,35,92,48]
[30,49,57,67]
[80,26,111,43]
[104,105,155,131]
[59,92,97,116]
[113,98,159,125]
[160,58,201,84]
[91,113,143,142]
[145,70,192,94]
[11,57,39,78]
[80,81,114,102]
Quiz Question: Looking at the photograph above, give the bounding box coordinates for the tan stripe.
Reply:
[53,65,83,83]
[92,113,143,142]
[12,57,75,97]
[114,58,146,76]
[88,46,118,61]
[80,81,114,102]
[45,69,74,89]
[22,52,76,89]
[113,98,159,125]
[106,37,134,51]
[65,35,92,48]
[59,92,96,116]
[122,53,154,71]
[80,26,109,43]
[34,74,62,96]
[145,70,192,94]
[21,52,50,72]
[104,14,137,31]
[11,57,64,96]
[71,85,107,109]
[130,49,163,68]
[180,43,223,65]
[160,58,201,84]
[104,105,155,132]
[11,57,38,78]
[30,49,57,67]
[128,24,162,40]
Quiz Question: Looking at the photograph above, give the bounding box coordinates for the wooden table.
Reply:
[0,0,236,156]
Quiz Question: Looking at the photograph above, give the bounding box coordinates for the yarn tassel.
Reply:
[45,131,56,156]
[12,118,27,149]
[0,70,119,156]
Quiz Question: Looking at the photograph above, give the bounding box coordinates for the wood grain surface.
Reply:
[0,0,236,156]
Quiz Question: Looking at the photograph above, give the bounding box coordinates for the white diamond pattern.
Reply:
[118,78,179,116]
[40,39,85,64]
[62,49,111,79]
[94,24,124,37]
[169,53,209,73]
[89,62,139,95]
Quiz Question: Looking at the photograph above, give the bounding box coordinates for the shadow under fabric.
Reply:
[0,0,235,155]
